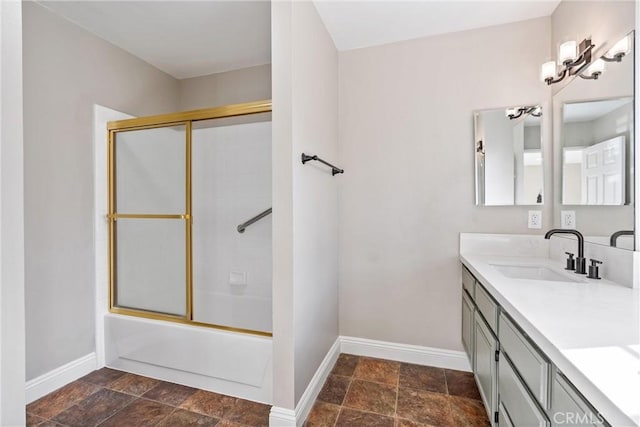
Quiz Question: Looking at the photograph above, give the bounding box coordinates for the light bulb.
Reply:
[586,59,605,77]
[541,61,557,82]
[559,40,578,64]
[608,36,629,58]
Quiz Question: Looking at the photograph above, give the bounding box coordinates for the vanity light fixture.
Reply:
[506,105,542,120]
[541,38,595,85]
[601,35,629,62]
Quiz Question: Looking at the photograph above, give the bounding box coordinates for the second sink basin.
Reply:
[491,264,582,282]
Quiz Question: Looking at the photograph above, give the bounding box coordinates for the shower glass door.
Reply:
[107,101,272,335]
[110,124,190,318]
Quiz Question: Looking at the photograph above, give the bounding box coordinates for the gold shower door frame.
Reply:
[107,100,272,337]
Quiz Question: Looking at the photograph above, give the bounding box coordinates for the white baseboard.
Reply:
[340,336,471,372]
[294,338,340,425]
[269,407,297,427]
[26,353,97,404]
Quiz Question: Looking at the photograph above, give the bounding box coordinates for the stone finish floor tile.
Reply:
[303,401,341,427]
[179,390,237,419]
[331,353,360,377]
[450,395,491,427]
[445,369,483,401]
[80,368,126,387]
[224,399,270,427]
[305,354,489,426]
[26,381,102,419]
[157,409,220,427]
[335,408,395,427]
[51,388,135,427]
[343,379,397,416]
[142,381,198,407]
[317,374,351,405]
[396,387,454,427]
[99,398,174,427]
[353,357,401,386]
[395,417,437,427]
[107,373,160,396]
[399,363,446,393]
[26,413,47,426]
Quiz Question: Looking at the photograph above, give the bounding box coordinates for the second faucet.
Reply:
[544,229,586,274]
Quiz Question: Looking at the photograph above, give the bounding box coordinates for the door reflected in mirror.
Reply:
[561,97,632,206]
[474,105,544,206]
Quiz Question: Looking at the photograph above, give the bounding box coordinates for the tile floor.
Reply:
[26,367,270,427]
[304,354,490,427]
[26,355,488,427]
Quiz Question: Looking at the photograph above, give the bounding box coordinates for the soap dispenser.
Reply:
[587,259,602,280]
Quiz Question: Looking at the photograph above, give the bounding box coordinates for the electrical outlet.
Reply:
[528,210,542,229]
[561,210,576,228]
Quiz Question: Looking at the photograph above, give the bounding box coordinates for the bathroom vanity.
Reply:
[459,234,639,427]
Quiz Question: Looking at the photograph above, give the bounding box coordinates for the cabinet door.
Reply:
[551,370,605,427]
[499,352,549,427]
[473,310,498,425]
[462,291,475,369]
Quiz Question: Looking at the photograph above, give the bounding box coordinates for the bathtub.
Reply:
[104,313,272,403]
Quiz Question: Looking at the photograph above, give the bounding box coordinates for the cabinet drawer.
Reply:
[462,265,475,299]
[499,313,550,409]
[499,352,550,427]
[475,283,499,333]
[550,370,606,427]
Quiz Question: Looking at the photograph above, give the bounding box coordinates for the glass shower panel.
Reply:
[191,118,272,333]
[115,125,186,214]
[115,218,186,316]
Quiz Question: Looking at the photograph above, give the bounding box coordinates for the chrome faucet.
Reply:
[544,229,586,274]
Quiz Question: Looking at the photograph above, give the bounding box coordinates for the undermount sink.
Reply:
[491,264,582,283]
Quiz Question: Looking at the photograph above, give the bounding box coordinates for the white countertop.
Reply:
[460,254,640,427]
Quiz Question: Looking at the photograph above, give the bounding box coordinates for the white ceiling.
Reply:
[313,0,561,51]
[38,1,271,79]
[38,1,561,79]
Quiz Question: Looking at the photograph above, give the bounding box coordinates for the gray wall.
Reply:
[1,1,26,424]
[23,2,180,380]
[179,64,271,110]
[338,17,551,351]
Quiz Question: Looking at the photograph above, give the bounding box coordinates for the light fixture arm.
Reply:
[544,38,594,85]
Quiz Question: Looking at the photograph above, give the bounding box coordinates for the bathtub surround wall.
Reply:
[271,0,339,420]
[22,2,180,382]
[0,1,26,424]
[192,121,273,332]
[338,17,552,353]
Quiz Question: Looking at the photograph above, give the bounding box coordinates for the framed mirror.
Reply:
[474,105,544,206]
[553,31,635,250]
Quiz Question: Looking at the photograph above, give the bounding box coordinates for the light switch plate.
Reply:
[528,210,542,229]
[561,210,576,228]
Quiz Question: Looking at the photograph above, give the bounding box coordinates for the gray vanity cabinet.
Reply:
[460,263,609,427]
[498,352,550,426]
[473,310,498,425]
[461,290,475,368]
[550,369,607,427]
